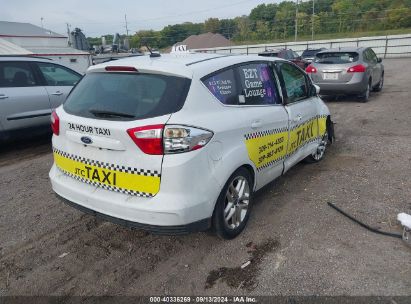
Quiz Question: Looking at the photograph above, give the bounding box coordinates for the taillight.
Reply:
[127,124,214,155]
[127,125,164,155]
[305,65,317,73]
[347,64,366,73]
[51,110,60,135]
[163,125,213,154]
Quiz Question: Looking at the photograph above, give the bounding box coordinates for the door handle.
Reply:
[251,120,262,129]
[293,114,303,122]
[0,94,9,99]
[51,91,63,96]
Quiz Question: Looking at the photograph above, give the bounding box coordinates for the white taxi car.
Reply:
[49,53,334,239]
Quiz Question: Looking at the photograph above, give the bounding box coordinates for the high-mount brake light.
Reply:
[347,64,366,73]
[127,125,164,155]
[105,66,138,72]
[305,65,317,73]
[51,110,60,136]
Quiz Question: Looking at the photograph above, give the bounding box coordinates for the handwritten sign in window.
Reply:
[203,69,238,105]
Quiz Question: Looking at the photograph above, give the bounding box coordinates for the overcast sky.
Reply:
[1,0,276,37]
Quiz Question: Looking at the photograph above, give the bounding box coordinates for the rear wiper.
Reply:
[89,109,135,118]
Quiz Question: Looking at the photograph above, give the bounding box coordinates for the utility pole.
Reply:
[66,23,72,47]
[294,0,298,42]
[125,14,129,36]
[40,17,44,28]
[311,0,315,40]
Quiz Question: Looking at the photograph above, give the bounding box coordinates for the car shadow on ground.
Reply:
[0,133,52,166]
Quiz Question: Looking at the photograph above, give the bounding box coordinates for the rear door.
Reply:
[53,69,191,198]
[0,61,51,132]
[34,62,82,110]
[275,61,320,171]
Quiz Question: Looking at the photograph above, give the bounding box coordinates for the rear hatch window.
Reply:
[314,52,359,64]
[64,72,191,121]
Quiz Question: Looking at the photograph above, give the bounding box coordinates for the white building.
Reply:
[0,21,91,73]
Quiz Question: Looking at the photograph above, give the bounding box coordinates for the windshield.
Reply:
[314,52,359,64]
[259,52,280,57]
[64,72,191,121]
[302,49,322,57]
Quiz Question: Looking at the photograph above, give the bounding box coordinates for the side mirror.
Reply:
[377,57,382,63]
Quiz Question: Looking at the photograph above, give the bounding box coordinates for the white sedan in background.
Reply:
[49,53,333,239]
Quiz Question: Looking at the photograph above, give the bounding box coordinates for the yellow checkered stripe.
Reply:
[244,127,289,171]
[244,114,328,171]
[53,148,160,197]
[318,114,327,137]
[287,116,320,157]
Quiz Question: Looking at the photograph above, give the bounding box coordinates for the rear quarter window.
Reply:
[314,52,359,64]
[63,72,191,121]
[202,68,239,105]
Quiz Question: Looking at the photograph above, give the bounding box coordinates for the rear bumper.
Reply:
[49,146,220,233]
[314,75,368,95]
[56,193,210,235]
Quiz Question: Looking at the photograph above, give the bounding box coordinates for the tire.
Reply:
[212,167,253,239]
[373,72,384,92]
[358,80,371,102]
[304,131,329,163]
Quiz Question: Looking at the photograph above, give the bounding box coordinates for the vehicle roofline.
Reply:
[0,55,53,61]
[86,53,287,78]
[317,47,367,54]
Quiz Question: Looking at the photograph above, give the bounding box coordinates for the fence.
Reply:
[192,34,411,58]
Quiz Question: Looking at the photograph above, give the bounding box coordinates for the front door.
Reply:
[274,61,320,172]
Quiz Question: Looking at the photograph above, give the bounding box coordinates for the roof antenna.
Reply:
[141,39,161,58]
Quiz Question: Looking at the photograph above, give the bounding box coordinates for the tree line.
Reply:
[87,0,411,49]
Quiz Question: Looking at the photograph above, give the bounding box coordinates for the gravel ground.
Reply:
[0,58,410,296]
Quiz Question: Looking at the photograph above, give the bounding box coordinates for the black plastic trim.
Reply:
[7,112,51,121]
[56,194,211,235]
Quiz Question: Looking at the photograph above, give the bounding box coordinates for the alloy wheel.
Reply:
[224,176,250,229]
[312,132,328,161]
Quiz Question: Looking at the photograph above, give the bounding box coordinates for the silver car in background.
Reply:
[0,56,81,140]
[305,47,384,102]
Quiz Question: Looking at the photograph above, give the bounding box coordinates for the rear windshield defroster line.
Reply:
[63,72,191,121]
